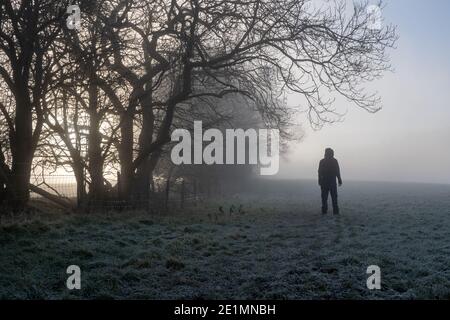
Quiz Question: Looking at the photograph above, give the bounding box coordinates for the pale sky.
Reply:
[276,0,450,184]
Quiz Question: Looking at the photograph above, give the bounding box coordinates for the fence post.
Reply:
[193,178,197,206]
[117,172,121,201]
[147,176,153,214]
[77,171,83,209]
[165,176,170,212]
[207,178,211,198]
[217,179,222,197]
[180,178,185,209]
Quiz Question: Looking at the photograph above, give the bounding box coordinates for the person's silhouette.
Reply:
[318,148,342,215]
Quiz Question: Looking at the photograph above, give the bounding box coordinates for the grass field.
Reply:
[1,179,450,299]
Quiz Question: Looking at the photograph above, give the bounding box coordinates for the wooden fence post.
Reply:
[180,178,185,209]
[165,176,171,212]
[193,178,197,206]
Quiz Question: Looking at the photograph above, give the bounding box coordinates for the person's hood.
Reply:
[325,148,334,159]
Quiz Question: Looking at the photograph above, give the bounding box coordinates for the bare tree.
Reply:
[0,0,396,211]
[0,0,73,209]
[100,0,396,204]
[38,0,126,209]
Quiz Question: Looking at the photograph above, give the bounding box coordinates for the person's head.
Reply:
[324,148,334,159]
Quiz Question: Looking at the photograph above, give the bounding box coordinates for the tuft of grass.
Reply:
[139,219,154,226]
[165,257,185,271]
[70,249,94,259]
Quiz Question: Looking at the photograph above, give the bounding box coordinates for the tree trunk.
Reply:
[74,163,86,209]
[119,110,134,201]
[133,89,155,207]
[0,145,10,205]
[164,169,173,212]
[8,88,33,210]
[87,80,104,208]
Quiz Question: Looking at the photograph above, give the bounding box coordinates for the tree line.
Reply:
[0,0,397,211]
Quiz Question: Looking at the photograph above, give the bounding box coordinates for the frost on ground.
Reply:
[1,180,449,299]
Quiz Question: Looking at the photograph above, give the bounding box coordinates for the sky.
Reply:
[276,0,450,185]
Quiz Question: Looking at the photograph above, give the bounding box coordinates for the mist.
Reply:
[277,0,450,185]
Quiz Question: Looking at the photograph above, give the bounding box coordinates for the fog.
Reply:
[276,0,450,185]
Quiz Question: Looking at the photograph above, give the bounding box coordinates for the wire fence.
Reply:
[28,174,215,212]
[30,175,79,200]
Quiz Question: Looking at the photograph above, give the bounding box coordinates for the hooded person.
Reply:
[318,148,343,214]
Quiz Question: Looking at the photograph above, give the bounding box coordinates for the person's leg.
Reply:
[321,186,329,214]
[330,184,339,215]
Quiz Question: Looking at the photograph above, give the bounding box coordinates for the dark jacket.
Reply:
[318,151,342,187]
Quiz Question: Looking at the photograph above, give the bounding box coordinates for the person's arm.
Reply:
[318,160,323,186]
[336,160,343,186]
